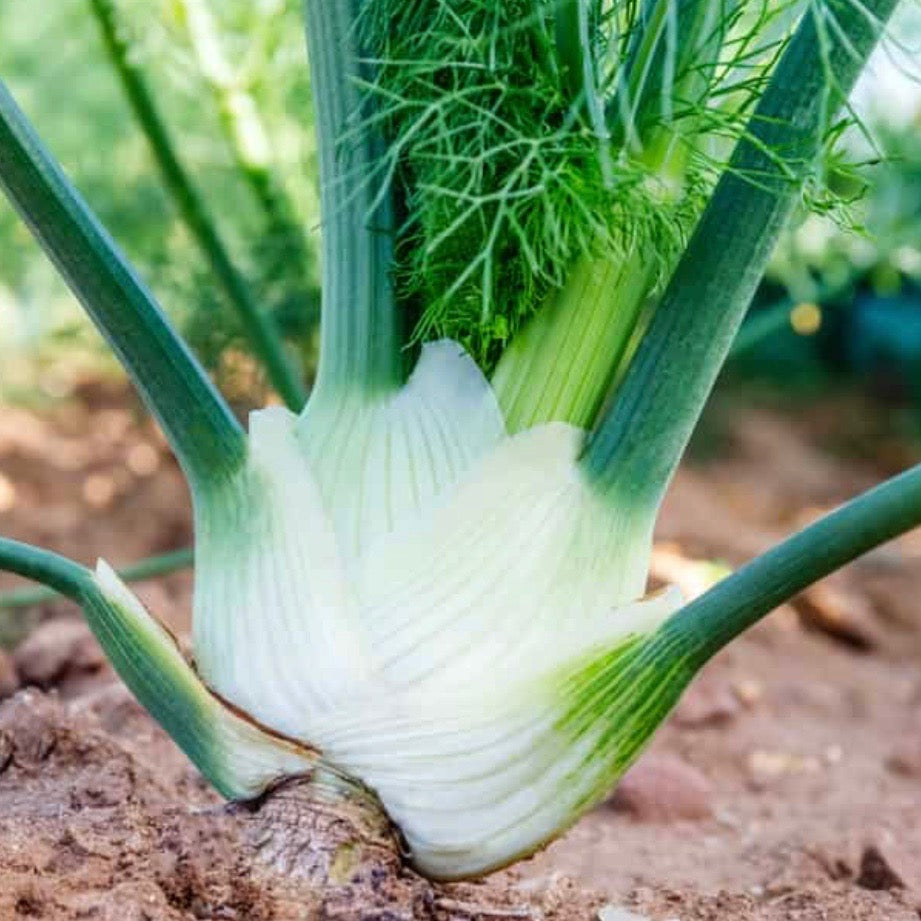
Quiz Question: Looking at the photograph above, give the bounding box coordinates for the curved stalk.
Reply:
[0,546,194,610]
[660,459,921,666]
[0,80,246,491]
[583,0,899,506]
[0,538,91,603]
[0,537,315,798]
[304,0,402,398]
[88,0,307,411]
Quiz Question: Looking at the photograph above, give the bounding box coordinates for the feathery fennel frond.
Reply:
[356,0,838,368]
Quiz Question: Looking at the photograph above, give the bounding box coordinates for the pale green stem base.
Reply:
[492,253,651,431]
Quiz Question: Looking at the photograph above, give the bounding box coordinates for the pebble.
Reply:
[597,908,680,921]
[672,681,740,728]
[794,581,881,650]
[886,739,921,778]
[608,754,713,822]
[13,619,105,689]
[0,649,19,699]
[0,689,58,765]
[746,749,821,789]
[597,907,653,921]
[855,845,906,891]
[0,730,12,773]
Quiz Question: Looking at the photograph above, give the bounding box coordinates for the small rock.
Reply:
[14,619,105,689]
[855,845,905,891]
[794,582,881,650]
[0,689,59,765]
[597,907,653,921]
[886,739,921,778]
[746,749,821,789]
[673,681,740,728]
[608,754,713,822]
[732,678,763,708]
[0,648,19,698]
[0,729,12,773]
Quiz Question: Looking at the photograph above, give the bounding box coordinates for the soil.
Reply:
[1,380,921,920]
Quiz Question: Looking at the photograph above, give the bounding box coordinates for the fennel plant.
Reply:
[0,0,911,881]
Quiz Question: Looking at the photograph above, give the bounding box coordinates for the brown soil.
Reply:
[1,382,921,920]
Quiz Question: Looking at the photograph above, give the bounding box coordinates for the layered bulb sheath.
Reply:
[91,340,685,878]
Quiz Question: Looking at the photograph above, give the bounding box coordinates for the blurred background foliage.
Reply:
[0,0,320,405]
[731,1,921,418]
[0,0,920,418]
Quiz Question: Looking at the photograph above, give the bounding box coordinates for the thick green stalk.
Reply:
[660,460,921,666]
[88,0,307,411]
[0,546,194,610]
[583,0,898,505]
[0,80,245,491]
[304,0,402,397]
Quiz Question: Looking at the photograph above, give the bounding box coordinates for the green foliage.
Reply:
[0,0,319,389]
[361,0,684,364]
[359,0,803,367]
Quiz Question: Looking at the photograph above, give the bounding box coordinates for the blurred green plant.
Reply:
[730,115,921,392]
[0,0,319,400]
[733,2,921,369]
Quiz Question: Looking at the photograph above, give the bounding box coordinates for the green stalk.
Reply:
[0,546,194,610]
[564,458,921,800]
[660,459,921,665]
[0,80,245,491]
[0,537,314,798]
[555,0,613,185]
[492,0,732,431]
[88,0,307,411]
[0,538,91,604]
[583,0,898,506]
[171,0,318,324]
[304,0,402,397]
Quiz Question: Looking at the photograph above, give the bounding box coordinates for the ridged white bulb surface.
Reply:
[181,340,680,877]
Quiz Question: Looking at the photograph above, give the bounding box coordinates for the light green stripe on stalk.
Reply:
[492,0,731,432]
[88,0,307,412]
[492,254,651,430]
[0,80,245,493]
[304,0,403,397]
[583,0,899,506]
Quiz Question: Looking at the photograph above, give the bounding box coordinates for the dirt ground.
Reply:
[1,380,921,920]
